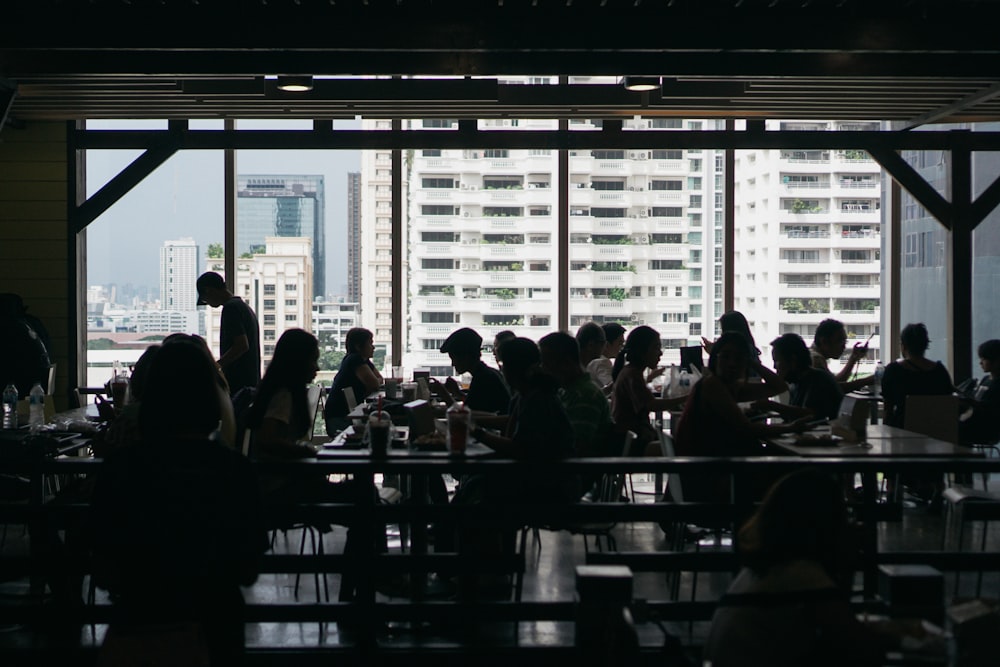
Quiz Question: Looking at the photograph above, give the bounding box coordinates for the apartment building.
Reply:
[733,120,883,371]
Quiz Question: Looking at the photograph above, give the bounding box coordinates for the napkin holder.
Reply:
[831,395,869,442]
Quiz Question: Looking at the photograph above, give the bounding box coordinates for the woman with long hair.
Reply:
[246,328,386,604]
[704,469,927,666]
[610,325,686,453]
[246,328,320,458]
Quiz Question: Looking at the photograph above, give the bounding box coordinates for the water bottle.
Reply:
[678,369,691,393]
[29,382,45,433]
[873,363,885,398]
[2,383,17,430]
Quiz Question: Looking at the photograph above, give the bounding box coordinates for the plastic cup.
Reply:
[385,379,398,399]
[401,382,418,402]
[368,411,392,457]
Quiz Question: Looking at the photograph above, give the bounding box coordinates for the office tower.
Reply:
[159,237,199,311]
[364,114,725,375]
[237,174,326,298]
[203,236,313,369]
[346,171,362,303]
[733,120,884,372]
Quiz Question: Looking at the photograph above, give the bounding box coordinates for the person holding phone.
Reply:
[810,319,874,393]
[757,333,843,422]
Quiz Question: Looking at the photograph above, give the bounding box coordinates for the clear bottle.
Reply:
[29,382,45,432]
[2,383,18,430]
[873,363,885,398]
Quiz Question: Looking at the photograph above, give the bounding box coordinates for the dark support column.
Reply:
[224,119,236,289]
[724,120,736,312]
[888,179,902,363]
[950,147,974,381]
[558,114,569,332]
[67,121,85,399]
[392,118,403,367]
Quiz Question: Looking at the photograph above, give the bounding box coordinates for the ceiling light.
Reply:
[623,76,660,92]
[276,76,314,92]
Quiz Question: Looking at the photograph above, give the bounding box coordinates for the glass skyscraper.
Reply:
[237,174,326,298]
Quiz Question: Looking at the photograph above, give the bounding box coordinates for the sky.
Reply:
[84,119,361,299]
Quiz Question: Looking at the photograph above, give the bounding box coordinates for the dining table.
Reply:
[766,423,982,596]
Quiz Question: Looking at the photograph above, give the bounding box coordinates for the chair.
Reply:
[305,384,323,440]
[343,387,357,412]
[941,485,1000,596]
[903,394,962,497]
[658,431,732,623]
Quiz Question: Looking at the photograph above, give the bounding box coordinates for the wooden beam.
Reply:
[867,146,953,229]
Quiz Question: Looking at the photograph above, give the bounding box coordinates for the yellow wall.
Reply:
[0,121,72,409]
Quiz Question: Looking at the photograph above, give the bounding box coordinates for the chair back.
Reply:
[904,394,960,444]
[46,363,57,396]
[343,386,358,411]
[660,432,684,503]
[621,430,636,457]
[241,428,253,458]
[306,384,323,438]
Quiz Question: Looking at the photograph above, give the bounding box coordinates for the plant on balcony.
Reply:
[841,149,868,160]
[510,262,523,271]
[608,288,628,302]
[441,286,455,296]
[487,288,517,300]
[790,199,822,214]
[782,298,804,313]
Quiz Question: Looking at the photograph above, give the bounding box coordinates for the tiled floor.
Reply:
[2,474,998,662]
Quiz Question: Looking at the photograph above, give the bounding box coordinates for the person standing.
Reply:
[196,271,261,396]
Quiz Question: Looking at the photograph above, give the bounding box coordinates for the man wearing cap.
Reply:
[196,272,261,395]
[430,327,510,415]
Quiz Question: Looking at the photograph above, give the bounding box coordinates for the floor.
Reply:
[2,473,998,663]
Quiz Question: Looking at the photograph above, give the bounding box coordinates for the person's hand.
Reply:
[444,376,462,395]
[789,416,814,433]
[426,377,451,400]
[701,336,714,354]
[646,366,666,382]
[849,341,869,362]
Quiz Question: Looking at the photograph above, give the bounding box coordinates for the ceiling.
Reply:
[4,0,1000,124]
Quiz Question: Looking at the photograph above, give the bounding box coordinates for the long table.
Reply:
[767,424,981,595]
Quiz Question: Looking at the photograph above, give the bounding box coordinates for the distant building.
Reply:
[159,237,199,311]
[237,174,326,298]
[347,171,362,303]
[203,236,313,369]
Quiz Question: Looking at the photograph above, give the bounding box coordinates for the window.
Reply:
[284,314,296,322]
[652,233,682,244]
[483,206,522,217]
[689,195,703,208]
[263,284,276,295]
[263,299,275,310]
[422,339,447,350]
[264,315,276,326]
[285,283,296,292]
[650,260,683,270]
[651,207,683,217]
[650,180,682,191]
[663,313,688,323]
[651,149,683,160]
[689,286,702,298]
[422,149,442,157]
[421,205,458,216]
[422,232,458,242]
[421,258,455,269]
[263,330,276,341]
[422,177,455,188]
[687,177,702,190]
[650,118,683,129]
[591,207,627,218]
[285,299,297,307]
[592,180,626,191]
[591,150,626,159]
[484,149,509,158]
[422,119,456,128]
[421,312,458,323]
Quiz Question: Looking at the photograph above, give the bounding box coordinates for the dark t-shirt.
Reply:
[880,359,953,428]
[465,360,511,414]
[220,297,261,394]
[961,378,1000,445]
[789,367,843,421]
[326,352,375,420]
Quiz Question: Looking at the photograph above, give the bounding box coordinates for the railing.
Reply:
[783,231,830,238]
[4,455,1000,662]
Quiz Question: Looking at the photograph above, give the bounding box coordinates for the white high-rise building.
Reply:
[359,112,725,375]
[203,236,313,369]
[160,237,199,311]
[733,120,883,372]
[358,120,403,366]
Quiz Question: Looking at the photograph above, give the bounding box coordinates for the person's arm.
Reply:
[355,362,381,396]
[834,342,868,383]
[219,333,249,371]
[255,418,315,458]
[839,375,874,393]
[701,376,808,441]
[735,359,789,401]
[427,377,458,405]
[759,399,815,421]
